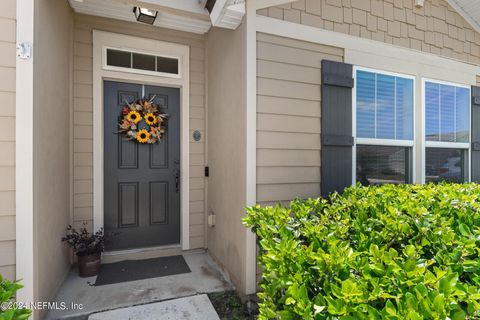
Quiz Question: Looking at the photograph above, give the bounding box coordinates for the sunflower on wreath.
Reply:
[118,96,168,144]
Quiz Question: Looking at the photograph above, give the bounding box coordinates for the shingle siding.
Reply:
[258,0,480,64]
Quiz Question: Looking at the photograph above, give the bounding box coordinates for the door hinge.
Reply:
[204,166,209,177]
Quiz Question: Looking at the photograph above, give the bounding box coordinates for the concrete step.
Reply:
[45,253,233,320]
[88,295,220,320]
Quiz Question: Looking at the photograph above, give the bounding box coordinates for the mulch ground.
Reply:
[208,291,258,320]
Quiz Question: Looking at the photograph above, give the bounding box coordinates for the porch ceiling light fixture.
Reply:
[133,7,158,25]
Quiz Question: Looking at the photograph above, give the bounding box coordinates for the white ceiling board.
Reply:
[138,0,209,16]
[68,0,212,34]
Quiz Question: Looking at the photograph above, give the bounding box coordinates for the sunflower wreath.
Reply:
[118,97,168,144]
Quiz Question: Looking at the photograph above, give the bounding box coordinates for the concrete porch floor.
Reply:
[46,252,234,320]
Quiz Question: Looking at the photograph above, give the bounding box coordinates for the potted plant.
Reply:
[62,225,104,277]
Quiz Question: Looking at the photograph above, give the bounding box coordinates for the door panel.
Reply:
[104,81,181,251]
[149,181,168,224]
[150,142,168,168]
[118,182,139,227]
[118,135,139,169]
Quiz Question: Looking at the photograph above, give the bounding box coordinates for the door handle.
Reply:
[175,171,180,193]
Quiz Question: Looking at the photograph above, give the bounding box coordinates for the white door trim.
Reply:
[245,0,258,295]
[16,0,35,307]
[93,30,190,250]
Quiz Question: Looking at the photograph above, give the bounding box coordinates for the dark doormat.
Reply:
[94,255,191,286]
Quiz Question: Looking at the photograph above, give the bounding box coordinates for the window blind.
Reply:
[356,70,414,140]
[425,82,469,143]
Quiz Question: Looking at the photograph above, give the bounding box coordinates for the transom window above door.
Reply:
[354,68,415,186]
[424,80,470,183]
[104,47,180,78]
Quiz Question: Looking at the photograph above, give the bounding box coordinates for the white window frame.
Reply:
[352,66,417,185]
[103,46,182,79]
[421,78,472,183]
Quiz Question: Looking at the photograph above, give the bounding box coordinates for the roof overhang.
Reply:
[68,0,212,34]
[205,0,245,29]
[446,0,480,33]
[68,0,249,34]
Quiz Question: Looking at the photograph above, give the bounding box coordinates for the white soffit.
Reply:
[209,0,245,29]
[68,0,212,34]
[138,0,208,15]
[447,0,480,33]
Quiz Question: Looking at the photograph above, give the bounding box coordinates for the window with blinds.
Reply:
[425,148,465,183]
[425,82,470,143]
[356,70,414,140]
[355,68,415,186]
[424,80,470,183]
[356,145,410,186]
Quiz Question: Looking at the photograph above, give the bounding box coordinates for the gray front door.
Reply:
[104,81,180,251]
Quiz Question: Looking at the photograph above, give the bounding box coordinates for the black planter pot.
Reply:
[77,253,101,277]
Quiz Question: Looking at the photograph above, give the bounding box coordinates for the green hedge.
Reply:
[243,183,480,320]
[0,275,31,320]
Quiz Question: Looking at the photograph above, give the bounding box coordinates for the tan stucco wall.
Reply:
[206,25,248,293]
[72,14,206,249]
[33,0,73,317]
[0,0,16,281]
[258,0,480,65]
[256,33,344,205]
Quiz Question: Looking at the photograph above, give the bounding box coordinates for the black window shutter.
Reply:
[321,60,354,197]
[472,85,480,183]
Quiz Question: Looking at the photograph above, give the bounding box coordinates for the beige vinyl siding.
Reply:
[256,33,344,205]
[258,0,480,64]
[0,0,15,280]
[73,14,206,249]
[206,25,248,293]
[34,1,73,317]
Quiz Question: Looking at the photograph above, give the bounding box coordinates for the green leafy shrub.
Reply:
[0,275,31,320]
[243,183,480,319]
